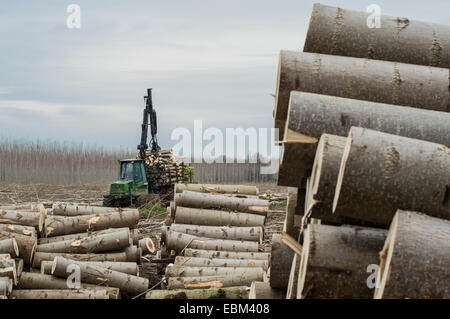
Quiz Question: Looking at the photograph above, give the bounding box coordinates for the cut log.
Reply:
[146,286,249,299]
[175,184,258,195]
[38,227,133,245]
[123,245,142,263]
[0,238,19,257]
[249,282,284,299]
[333,127,450,226]
[51,256,149,296]
[183,249,269,261]
[167,272,265,290]
[297,224,387,299]
[130,229,139,245]
[0,277,13,296]
[286,253,301,299]
[166,231,259,253]
[165,265,265,278]
[52,203,137,216]
[44,210,140,237]
[175,256,268,270]
[0,209,44,229]
[375,210,450,299]
[303,3,450,68]
[139,238,156,255]
[269,233,294,289]
[0,223,37,237]
[32,251,129,268]
[9,289,109,299]
[0,230,37,264]
[17,272,120,299]
[169,224,263,243]
[274,51,449,142]
[284,188,299,238]
[36,228,131,254]
[174,207,265,227]
[41,260,139,276]
[0,258,17,285]
[14,258,24,277]
[175,191,268,215]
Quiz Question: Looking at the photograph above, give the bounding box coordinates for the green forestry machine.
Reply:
[103,88,193,207]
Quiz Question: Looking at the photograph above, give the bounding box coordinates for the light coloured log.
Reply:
[38,227,132,245]
[139,238,156,255]
[249,282,284,299]
[0,277,12,296]
[167,272,265,290]
[41,260,139,276]
[169,224,263,243]
[175,184,258,195]
[297,224,387,299]
[270,233,294,289]
[0,258,17,285]
[32,251,129,268]
[0,223,36,237]
[146,286,249,299]
[165,265,265,278]
[183,249,270,261]
[17,272,120,299]
[51,256,149,296]
[286,253,301,299]
[174,207,265,227]
[274,51,449,142]
[375,211,450,299]
[52,203,137,216]
[9,289,109,299]
[36,228,131,254]
[0,238,19,257]
[0,209,44,229]
[0,254,11,260]
[174,256,268,270]
[44,210,140,237]
[303,3,450,68]
[175,191,268,215]
[0,230,36,264]
[123,245,142,263]
[166,231,259,253]
[333,127,450,226]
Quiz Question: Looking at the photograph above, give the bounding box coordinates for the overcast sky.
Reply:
[0,0,448,151]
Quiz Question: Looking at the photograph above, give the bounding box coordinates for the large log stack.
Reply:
[146,184,274,299]
[271,3,450,299]
[0,203,156,299]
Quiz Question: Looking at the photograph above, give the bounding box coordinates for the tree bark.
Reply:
[0,258,17,285]
[375,211,450,299]
[36,228,131,254]
[175,256,268,270]
[146,286,249,299]
[169,224,263,243]
[303,3,450,68]
[183,248,269,261]
[0,238,19,257]
[9,289,109,299]
[123,245,142,263]
[38,227,133,244]
[166,231,259,253]
[0,223,37,237]
[139,238,156,255]
[175,191,268,215]
[174,207,265,227]
[0,230,37,264]
[286,253,301,299]
[270,233,294,289]
[41,260,139,276]
[32,251,129,268]
[52,203,137,216]
[165,265,265,278]
[175,184,258,195]
[298,224,387,299]
[274,51,450,142]
[44,210,140,237]
[249,281,284,299]
[0,209,44,229]
[167,272,265,290]
[17,272,120,299]
[333,127,450,226]
[51,256,149,296]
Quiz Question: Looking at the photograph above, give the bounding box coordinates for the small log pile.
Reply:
[0,203,156,299]
[146,184,270,299]
[270,3,450,299]
[143,149,193,192]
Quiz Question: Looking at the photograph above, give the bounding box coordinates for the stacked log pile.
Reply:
[146,184,270,299]
[271,3,450,299]
[0,203,156,299]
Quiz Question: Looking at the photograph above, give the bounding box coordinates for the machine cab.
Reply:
[120,159,147,183]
